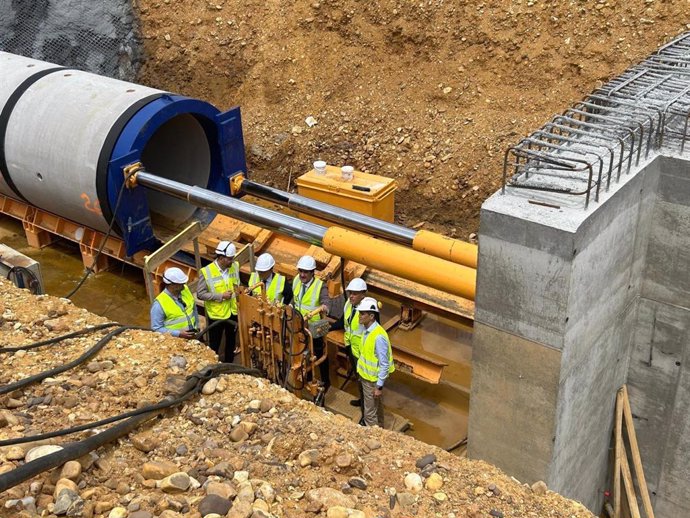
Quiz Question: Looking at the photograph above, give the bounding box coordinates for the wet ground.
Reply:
[0,216,151,327]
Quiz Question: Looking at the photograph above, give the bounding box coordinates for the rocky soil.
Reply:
[135,0,689,238]
[0,279,594,517]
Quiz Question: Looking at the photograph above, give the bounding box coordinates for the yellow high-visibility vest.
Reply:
[343,300,362,358]
[200,260,239,319]
[249,271,286,304]
[357,322,395,383]
[155,286,197,331]
[292,277,323,323]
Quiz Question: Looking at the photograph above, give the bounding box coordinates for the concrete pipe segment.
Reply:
[0,51,247,255]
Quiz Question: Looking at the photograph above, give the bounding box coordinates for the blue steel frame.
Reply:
[105,95,246,256]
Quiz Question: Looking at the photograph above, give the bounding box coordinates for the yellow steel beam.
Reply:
[412,230,478,269]
[322,227,476,301]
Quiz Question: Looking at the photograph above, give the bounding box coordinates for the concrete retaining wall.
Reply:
[0,0,141,80]
[469,155,690,517]
[629,156,690,518]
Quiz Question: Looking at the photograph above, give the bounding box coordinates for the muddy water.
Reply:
[0,217,150,327]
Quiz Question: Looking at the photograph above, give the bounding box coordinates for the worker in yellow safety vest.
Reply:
[249,253,287,304]
[292,255,331,387]
[330,278,368,408]
[150,267,199,339]
[197,240,240,362]
[355,296,395,427]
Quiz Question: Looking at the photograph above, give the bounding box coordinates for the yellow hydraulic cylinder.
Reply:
[322,227,476,301]
[412,230,478,269]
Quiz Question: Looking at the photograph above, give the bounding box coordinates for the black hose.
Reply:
[0,362,261,447]
[283,306,308,357]
[63,172,135,299]
[0,363,261,492]
[6,266,41,295]
[445,437,468,452]
[0,325,145,395]
[194,317,236,342]
[0,323,119,353]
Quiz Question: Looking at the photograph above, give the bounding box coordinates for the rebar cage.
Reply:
[502,32,690,208]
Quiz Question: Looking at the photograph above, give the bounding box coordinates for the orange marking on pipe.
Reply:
[80,193,102,215]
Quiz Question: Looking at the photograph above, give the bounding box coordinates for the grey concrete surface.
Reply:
[468,322,561,483]
[0,0,141,79]
[548,301,635,508]
[628,299,688,504]
[474,229,571,350]
[628,155,690,517]
[470,155,690,516]
[642,157,690,308]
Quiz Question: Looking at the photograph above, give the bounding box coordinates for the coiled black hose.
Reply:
[0,322,119,353]
[0,363,261,492]
[6,266,41,295]
[0,325,145,395]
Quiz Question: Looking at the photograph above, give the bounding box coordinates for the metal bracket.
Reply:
[229,173,245,196]
[143,221,203,302]
[399,304,424,331]
[123,161,144,189]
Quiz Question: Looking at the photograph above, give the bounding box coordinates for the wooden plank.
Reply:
[622,385,655,518]
[620,442,642,518]
[144,221,202,270]
[615,389,624,518]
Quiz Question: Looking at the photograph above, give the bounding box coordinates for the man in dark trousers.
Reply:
[291,255,331,388]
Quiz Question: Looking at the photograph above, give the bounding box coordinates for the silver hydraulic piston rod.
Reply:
[133,170,477,300]
[135,172,328,245]
[238,178,416,245]
[237,177,478,269]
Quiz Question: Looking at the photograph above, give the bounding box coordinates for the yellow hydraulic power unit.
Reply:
[296,165,397,224]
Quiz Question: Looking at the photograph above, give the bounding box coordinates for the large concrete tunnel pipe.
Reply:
[0,53,59,201]
[239,178,478,269]
[0,51,244,255]
[136,172,476,300]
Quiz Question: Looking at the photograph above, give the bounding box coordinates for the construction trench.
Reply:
[1,4,690,518]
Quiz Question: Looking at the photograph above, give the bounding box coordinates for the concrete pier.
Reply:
[469,154,690,516]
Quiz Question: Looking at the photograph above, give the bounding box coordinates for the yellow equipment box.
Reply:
[295,165,397,225]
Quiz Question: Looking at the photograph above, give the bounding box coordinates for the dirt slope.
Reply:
[135,0,689,238]
[0,279,594,517]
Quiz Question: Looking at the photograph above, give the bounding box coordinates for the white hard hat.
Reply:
[355,296,380,313]
[346,278,367,292]
[296,255,316,271]
[215,240,236,257]
[255,253,275,272]
[163,267,189,285]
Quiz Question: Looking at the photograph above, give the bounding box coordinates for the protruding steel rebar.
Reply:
[501,31,690,208]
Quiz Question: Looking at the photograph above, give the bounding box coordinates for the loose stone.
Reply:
[198,494,232,516]
[415,453,437,469]
[158,472,191,493]
[404,472,423,493]
[425,472,444,491]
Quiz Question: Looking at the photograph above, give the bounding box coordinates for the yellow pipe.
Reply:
[412,230,478,269]
[322,227,476,301]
